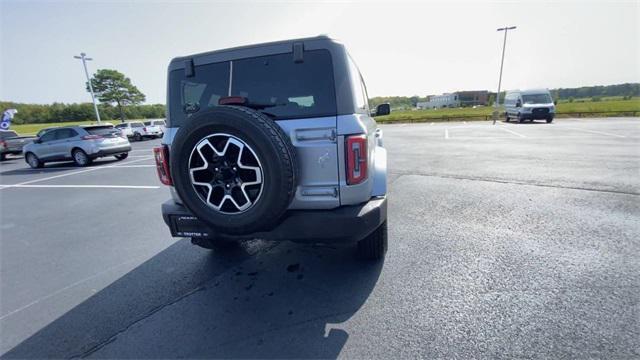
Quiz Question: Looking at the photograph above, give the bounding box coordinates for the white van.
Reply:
[504,89,556,123]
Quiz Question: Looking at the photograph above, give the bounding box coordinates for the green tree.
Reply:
[88,69,146,122]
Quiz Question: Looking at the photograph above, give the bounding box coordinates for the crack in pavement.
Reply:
[71,285,207,359]
[70,242,282,359]
[389,171,640,196]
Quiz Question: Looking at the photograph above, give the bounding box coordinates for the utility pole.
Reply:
[74,52,101,124]
[493,26,516,124]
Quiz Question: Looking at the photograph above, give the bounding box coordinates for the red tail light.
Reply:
[82,135,102,140]
[218,96,247,105]
[346,134,368,185]
[153,145,172,186]
[0,140,6,149]
[143,127,147,132]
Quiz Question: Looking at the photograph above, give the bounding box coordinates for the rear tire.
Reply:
[357,221,388,260]
[546,117,553,123]
[115,153,129,160]
[25,152,43,169]
[134,133,142,142]
[72,149,92,167]
[518,115,525,123]
[0,153,6,161]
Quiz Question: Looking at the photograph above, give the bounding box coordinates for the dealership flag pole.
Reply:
[74,52,101,124]
[493,26,516,125]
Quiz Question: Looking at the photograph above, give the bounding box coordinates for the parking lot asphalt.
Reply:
[1,118,638,358]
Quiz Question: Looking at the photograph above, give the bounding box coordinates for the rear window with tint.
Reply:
[168,49,336,127]
[87,126,119,137]
[131,122,144,128]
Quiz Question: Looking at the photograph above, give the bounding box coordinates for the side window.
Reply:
[347,55,367,113]
[56,129,78,140]
[40,130,57,143]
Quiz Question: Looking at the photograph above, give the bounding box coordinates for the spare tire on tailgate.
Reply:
[170,106,297,235]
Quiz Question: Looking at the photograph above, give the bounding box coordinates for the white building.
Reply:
[417,93,460,109]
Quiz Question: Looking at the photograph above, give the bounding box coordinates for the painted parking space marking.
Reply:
[1,184,159,189]
[498,126,526,138]
[111,164,156,168]
[0,157,152,189]
[564,126,627,138]
[0,257,142,321]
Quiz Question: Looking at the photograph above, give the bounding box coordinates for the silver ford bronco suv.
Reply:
[155,36,390,259]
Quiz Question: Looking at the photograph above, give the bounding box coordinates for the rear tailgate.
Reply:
[276,116,340,210]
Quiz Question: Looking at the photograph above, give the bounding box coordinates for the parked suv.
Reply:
[23,125,131,168]
[114,121,160,141]
[504,89,556,123]
[144,119,166,137]
[155,36,390,259]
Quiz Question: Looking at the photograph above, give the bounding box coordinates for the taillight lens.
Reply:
[82,135,103,140]
[153,145,172,186]
[346,134,368,185]
[143,127,147,132]
[0,140,6,149]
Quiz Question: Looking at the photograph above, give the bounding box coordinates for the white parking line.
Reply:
[112,164,156,168]
[498,126,526,138]
[564,127,626,138]
[2,184,159,189]
[0,157,152,190]
[0,257,141,321]
[445,128,449,139]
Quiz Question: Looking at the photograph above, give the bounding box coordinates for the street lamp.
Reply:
[74,52,101,124]
[493,26,517,124]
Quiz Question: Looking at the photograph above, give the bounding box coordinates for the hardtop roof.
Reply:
[168,35,345,72]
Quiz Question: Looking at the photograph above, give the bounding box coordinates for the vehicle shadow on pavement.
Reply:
[4,239,382,359]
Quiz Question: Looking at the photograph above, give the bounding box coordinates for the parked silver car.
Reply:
[23,125,131,168]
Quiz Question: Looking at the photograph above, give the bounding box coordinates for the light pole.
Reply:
[493,26,516,124]
[74,52,101,124]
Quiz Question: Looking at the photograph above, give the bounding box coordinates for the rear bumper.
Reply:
[91,145,131,158]
[161,197,387,243]
[520,111,554,120]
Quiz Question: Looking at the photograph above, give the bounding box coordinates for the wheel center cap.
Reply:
[219,167,235,181]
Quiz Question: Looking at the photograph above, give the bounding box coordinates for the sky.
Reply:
[1,0,638,105]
